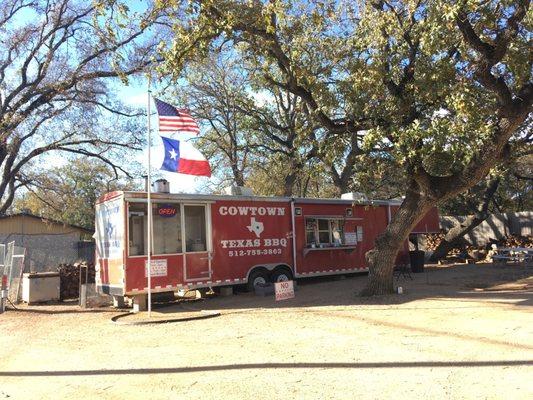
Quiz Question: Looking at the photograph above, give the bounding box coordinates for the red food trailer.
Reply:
[94,190,439,305]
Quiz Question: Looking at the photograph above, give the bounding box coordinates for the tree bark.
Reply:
[430,177,500,261]
[283,172,296,196]
[330,165,350,195]
[361,180,434,296]
[282,156,302,196]
[232,164,245,187]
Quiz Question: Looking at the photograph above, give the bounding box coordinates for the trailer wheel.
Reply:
[247,269,269,292]
[271,268,293,283]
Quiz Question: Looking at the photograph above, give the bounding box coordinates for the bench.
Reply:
[492,248,533,264]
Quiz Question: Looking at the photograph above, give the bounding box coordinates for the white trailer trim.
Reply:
[295,267,368,278]
[108,191,403,207]
[290,199,298,275]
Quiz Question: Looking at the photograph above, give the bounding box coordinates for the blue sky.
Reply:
[8,0,219,194]
[118,79,208,193]
[102,1,210,193]
[34,0,209,194]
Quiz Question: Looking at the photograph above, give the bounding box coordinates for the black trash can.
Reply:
[409,250,425,273]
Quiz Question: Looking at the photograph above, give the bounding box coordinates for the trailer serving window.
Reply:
[128,202,182,256]
[305,218,345,247]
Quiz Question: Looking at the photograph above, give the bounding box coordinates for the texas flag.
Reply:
[160,137,211,177]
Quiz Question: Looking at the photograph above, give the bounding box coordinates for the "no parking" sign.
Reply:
[275,280,295,301]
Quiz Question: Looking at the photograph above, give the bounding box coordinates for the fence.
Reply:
[0,234,94,272]
[440,211,532,246]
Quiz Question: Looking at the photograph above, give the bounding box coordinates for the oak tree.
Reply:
[157,0,532,295]
[0,0,160,214]
[14,160,139,229]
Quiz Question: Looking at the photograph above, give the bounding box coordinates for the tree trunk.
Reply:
[283,172,296,196]
[430,177,500,261]
[360,181,434,296]
[331,173,350,196]
[283,157,301,196]
[300,175,311,197]
[329,165,351,196]
[232,165,245,187]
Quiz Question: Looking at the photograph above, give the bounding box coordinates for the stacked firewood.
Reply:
[425,234,532,252]
[57,262,95,300]
[424,232,446,251]
[498,235,533,248]
[424,234,532,262]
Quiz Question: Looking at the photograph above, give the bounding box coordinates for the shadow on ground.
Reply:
[151,263,533,314]
[5,299,119,314]
[7,263,532,316]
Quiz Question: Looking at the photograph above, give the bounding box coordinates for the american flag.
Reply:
[154,98,200,135]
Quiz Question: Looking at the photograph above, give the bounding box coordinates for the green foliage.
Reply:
[440,154,533,215]
[351,153,407,200]
[247,154,337,198]
[158,0,530,181]
[13,162,139,229]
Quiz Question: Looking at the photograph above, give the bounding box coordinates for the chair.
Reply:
[394,263,412,280]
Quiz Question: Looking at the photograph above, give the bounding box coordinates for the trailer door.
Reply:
[183,204,211,281]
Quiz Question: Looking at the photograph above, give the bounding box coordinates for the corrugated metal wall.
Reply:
[0,215,94,272]
[0,215,90,236]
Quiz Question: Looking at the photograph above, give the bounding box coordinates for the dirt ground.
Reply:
[1,263,532,400]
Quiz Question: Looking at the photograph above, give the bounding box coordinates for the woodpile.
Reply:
[497,235,533,248]
[425,234,532,252]
[57,262,95,300]
[424,234,532,263]
[424,233,445,251]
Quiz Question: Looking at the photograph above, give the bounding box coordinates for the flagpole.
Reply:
[147,76,152,318]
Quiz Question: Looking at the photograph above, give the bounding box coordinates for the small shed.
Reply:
[0,213,94,272]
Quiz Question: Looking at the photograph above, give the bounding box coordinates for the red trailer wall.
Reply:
[116,195,440,294]
[294,203,390,274]
[123,199,294,293]
[125,254,184,293]
[294,202,439,274]
[210,200,293,282]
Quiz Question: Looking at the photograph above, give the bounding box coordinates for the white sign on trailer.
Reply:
[275,280,295,301]
[356,226,364,242]
[345,232,358,245]
[145,259,168,277]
